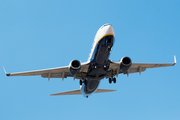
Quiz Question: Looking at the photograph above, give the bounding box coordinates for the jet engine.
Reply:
[120,57,132,73]
[69,60,81,76]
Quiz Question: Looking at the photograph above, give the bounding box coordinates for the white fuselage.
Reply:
[81,24,115,97]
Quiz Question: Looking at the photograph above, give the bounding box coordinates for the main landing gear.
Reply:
[80,79,87,85]
[109,77,116,84]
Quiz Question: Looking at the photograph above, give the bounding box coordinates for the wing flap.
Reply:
[41,72,87,80]
[131,63,175,69]
[6,66,69,76]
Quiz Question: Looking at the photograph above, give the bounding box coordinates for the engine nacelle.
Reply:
[69,60,81,76]
[120,57,132,73]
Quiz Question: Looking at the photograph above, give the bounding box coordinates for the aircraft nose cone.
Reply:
[106,24,115,37]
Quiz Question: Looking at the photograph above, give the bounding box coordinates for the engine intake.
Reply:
[69,60,81,76]
[120,57,132,73]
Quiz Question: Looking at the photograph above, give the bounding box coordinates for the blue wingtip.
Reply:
[174,55,177,65]
[3,67,6,74]
[3,67,10,76]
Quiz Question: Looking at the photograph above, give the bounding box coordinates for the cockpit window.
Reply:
[100,24,112,29]
[103,24,111,27]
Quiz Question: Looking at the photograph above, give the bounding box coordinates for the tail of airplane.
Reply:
[50,89,116,96]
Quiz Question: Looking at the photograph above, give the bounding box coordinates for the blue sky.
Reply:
[0,0,180,120]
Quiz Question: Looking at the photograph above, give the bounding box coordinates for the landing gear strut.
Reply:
[109,77,116,84]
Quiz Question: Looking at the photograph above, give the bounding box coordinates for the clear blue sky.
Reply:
[0,1,180,120]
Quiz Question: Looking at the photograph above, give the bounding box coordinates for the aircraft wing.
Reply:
[106,56,176,78]
[5,62,90,81]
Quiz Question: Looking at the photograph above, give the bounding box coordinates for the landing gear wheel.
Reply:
[80,80,82,85]
[84,79,87,85]
[109,78,112,84]
[113,77,116,83]
[86,96,88,98]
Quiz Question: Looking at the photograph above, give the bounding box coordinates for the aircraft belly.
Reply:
[87,35,114,81]
[81,80,100,95]
[86,67,107,81]
[82,35,114,96]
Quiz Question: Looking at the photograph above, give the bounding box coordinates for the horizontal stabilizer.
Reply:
[50,89,82,96]
[50,89,116,96]
[95,89,116,93]
[50,90,82,96]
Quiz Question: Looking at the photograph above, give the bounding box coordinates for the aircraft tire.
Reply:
[113,77,116,83]
[109,78,112,84]
[80,80,82,85]
[84,79,87,85]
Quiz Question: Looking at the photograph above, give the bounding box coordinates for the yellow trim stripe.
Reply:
[95,34,115,46]
[89,33,115,60]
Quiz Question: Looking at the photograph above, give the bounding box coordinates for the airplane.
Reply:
[4,24,176,98]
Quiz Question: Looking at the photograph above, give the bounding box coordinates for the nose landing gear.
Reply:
[80,80,82,85]
[109,77,116,84]
[79,79,87,85]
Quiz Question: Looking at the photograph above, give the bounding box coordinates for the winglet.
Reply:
[3,67,10,76]
[174,55,177,65]
[3,67,6,74]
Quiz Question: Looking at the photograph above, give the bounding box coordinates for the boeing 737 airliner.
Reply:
[4,24,176,98]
